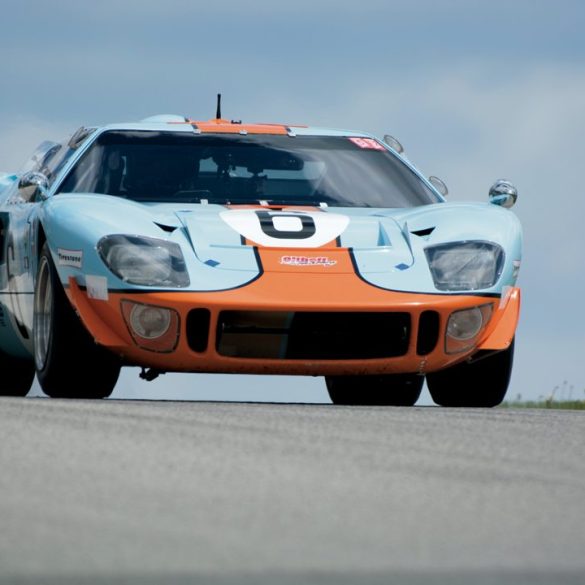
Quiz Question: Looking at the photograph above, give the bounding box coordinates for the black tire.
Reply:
[34,244,121,399]
[426,340,514,407]
[325,374,424,406]
[0,351,35,397]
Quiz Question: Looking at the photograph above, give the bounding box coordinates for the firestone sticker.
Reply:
[57,248,83,269]
[280,255,337,267]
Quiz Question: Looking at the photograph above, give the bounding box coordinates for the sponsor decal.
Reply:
[57,248,83,269]
[85,275,109,301]
[280,255,337,267]
[348,137,386,151]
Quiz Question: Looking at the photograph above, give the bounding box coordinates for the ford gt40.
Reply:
[0,114,522,406]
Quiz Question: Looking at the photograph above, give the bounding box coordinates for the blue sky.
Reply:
[2,0,585,403]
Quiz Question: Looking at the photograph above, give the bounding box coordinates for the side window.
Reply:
[19,141,61,175]
[19,138,78,194]
[47,128,96,191]
[41,143,76,186]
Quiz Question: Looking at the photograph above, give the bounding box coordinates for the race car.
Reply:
[0,112,521,406]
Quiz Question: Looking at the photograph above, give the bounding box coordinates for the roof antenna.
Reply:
[216,93,222,119]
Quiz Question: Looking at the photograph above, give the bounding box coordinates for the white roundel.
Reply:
[220,209,350,248]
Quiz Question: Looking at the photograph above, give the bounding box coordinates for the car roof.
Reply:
[98,115,374,138]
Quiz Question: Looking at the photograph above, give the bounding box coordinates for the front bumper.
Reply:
[66,271,520,376]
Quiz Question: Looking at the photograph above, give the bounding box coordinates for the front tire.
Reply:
[0,351,35,397]
[426,340,514,407]
[326,374,424,406]
[34,245,121,399]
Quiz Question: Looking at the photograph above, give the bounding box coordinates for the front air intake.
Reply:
[417,310,440,355]
[216,311,410,360]
[186,309,211,353]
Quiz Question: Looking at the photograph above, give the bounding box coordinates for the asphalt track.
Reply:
[1,398,584,585]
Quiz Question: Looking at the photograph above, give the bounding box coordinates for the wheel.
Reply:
[426,340,514,407]
[0,350,35,397]
[34,244,121,398]
[325,374,423,406]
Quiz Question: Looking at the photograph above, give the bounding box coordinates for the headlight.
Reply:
[98,235,190,287]
[425,242,504,291]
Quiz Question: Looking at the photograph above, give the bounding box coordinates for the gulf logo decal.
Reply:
[280,255,337,266]
[219,209,349,248]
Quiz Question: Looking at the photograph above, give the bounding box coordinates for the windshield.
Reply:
[56,131,440,207]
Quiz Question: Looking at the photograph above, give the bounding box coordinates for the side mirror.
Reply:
[429,175,448,197]
[489,179,517,208]
[383,134,404,154]
[18,171,50,202]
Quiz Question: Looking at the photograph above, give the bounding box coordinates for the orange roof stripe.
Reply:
[183,119,288,135]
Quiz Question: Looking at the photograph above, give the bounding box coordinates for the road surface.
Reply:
[1,397,584,584]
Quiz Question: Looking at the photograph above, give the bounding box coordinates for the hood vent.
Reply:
[410,227,435,239]
[154,222,178,233]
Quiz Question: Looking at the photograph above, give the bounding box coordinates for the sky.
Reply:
[1,0,584,404]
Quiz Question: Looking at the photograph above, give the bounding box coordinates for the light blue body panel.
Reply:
[39,196,263,292]
[36,195,521,297]
[0,174,36,356]
[346,203,522,295]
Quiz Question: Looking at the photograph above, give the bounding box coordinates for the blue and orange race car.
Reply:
[0,112,522,406]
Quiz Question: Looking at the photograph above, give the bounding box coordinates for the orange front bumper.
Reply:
[66,267,520,376]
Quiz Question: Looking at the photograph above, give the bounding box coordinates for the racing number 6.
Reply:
[256,211,316,240]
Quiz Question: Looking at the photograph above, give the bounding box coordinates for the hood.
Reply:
[175,206,416,273]
[41,195,521,295]
[172,202,521,294]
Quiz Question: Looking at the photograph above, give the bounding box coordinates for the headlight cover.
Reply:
[98,235,190,287]
[425,241,504,291]
[445,304,493,354]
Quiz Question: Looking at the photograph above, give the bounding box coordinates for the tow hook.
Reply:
[139,367,165,382]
